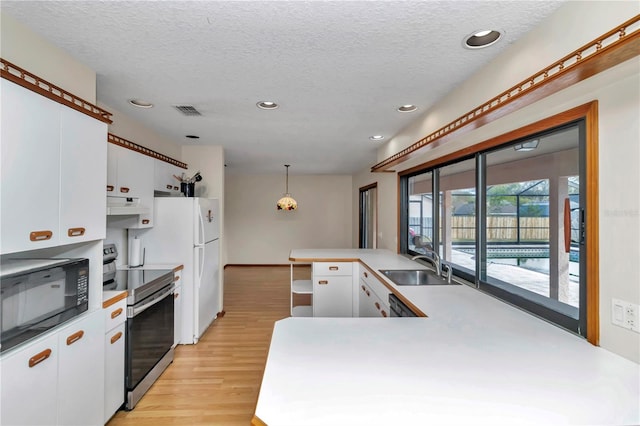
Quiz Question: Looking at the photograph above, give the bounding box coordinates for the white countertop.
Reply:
[254,249,640,425]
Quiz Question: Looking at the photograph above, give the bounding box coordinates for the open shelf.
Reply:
[290,263,312,317]
[292,279,312,294]
[291,305,313,317]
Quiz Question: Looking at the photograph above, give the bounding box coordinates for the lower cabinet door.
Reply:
[57,310,105,426]
[104,322,126,423]
[313,275,352,317]
[0,334,59,426]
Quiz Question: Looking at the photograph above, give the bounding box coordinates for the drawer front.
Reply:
[360,267,391,303]
[104,298,127,331]
[313,262,353,276]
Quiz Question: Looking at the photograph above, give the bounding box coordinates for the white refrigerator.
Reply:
[131,197,221,344]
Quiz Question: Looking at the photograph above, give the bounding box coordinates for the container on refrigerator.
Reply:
[129,197,221,344]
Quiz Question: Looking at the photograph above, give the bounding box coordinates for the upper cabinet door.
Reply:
[106,143,118,194]
[59,107,108,244]
[1,80,61,254]
[114,146,153,199]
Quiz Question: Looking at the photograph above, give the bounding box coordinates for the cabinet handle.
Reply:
[28,349,52,368]
[166,184,172,190]
[106,185,114,192]
[67,227,85,237]
[329,266,339,271]
[111,307,123,319]
[173,186,179,190]
[318,280,329,285]
[142,219,150,225]
[381,310,388,317]
[366,290,370,297]
[120,187,130,193]
[66,330,84,346]
[110,331,123,345]
[361,285,366,291]
[174,275,181,281]
[174,292,180,299]
[30,230,52,241]
[364,271,368,278]
[375,302,381,310]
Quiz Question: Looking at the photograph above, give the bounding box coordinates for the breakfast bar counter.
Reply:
[253,249,640,425]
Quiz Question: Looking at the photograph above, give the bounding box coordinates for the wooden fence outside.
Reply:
[451,216,548,242]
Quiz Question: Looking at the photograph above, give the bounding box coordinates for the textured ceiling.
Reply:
[1,0,565,175]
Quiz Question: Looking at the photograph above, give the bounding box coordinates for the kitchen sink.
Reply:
[379,269,460,286]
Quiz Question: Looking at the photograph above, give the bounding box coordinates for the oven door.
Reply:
[125,285,174,391]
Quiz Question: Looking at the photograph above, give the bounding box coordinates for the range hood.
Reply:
[107,196,150,216]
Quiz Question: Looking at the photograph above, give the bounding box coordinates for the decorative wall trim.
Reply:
[108,133,188,169]
[371,15,640,172]
[0,58,113,124]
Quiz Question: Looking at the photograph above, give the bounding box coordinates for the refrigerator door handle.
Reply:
[196,245,204,286]
[197,202,206,246]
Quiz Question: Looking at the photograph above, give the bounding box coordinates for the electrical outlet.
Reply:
[611,298,640,333]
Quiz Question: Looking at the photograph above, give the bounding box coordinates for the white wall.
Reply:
[98,102,182,160]
[0,12,96,103]
[227,174,352,264]
[364,2,640,362]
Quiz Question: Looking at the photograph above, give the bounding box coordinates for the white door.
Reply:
[59,106,107,244]
[195,198,219,244]
[195,239,220,339]
[1,79,61,254]
[0,334,59,425]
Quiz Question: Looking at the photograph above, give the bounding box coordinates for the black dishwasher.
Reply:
[389,294,417,317]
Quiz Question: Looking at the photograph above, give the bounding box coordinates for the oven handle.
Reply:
[128,285,175,318]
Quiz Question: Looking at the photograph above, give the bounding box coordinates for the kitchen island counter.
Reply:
[252,249,640,425]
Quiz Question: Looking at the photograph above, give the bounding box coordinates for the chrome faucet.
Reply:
[411,249,441,276]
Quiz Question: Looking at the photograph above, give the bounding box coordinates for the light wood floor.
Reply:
[107,265,307,426]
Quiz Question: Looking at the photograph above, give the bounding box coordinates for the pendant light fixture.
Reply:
[277,164,298,211]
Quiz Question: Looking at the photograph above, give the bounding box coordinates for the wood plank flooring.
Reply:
[107,265,307,426]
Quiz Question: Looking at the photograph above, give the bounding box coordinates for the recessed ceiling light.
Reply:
[185,135,200,139]
[464,30,502,49]
[257,101,279,110]
[397,104,417,113]
[129,99,153,108]
[369,135,385,141]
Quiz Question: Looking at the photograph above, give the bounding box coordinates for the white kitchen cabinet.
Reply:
[1,79,61,254]
[154,159,184,196]
[57,310,105,426]
[59,106,107,244]
[104,323,125,423]
[312,262,353,317]
[359,268,391,314]
[174,269,183,346]
[0,79,108,254]
[104,297,126,423]
[0,333,59,426]
[359,280,389,318]
[0,310,105,426]
[108,143,153,199]
[107,143,155,228]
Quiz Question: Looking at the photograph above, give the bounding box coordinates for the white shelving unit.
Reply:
[290,263,312,317]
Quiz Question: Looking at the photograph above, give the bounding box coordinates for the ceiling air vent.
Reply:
[173,105,202,116]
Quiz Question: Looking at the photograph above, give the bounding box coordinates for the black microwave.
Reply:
[0,258,89,353]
